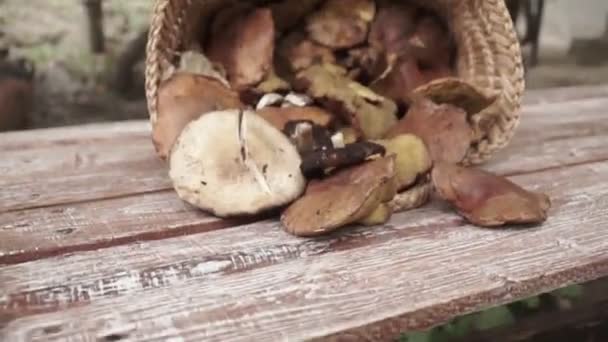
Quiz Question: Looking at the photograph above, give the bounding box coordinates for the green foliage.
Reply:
[521,296,541,309]
[397,282,589,342]
[554,284,584,299]
[474,306,516,330]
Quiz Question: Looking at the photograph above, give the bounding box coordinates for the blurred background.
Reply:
[0,0,608,132]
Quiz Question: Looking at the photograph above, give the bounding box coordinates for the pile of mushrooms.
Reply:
[154,0,551,237]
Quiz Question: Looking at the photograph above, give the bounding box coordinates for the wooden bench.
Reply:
[1,85,608,341]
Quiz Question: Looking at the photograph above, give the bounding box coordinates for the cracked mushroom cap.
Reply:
[169,109,306,217]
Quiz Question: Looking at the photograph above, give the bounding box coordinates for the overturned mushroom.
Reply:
[295,63,398,139]
[169,109,306,217]
[154,73,245,160]
[281,155,397,236]
[386,97,473,164]
[206,7,275,89]
[306,0,376,49]
[432,162,552,227]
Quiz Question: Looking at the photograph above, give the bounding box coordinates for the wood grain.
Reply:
[2,95,608,265]
[522,84,608,106]
[0,120,149,151]
[0,125,166,212]
[2,93,607,213]
[2,160,608,341]
[0,190,258,264]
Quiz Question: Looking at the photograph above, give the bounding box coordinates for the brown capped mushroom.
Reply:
[281,155,397,236]
[385,97,473,164]
[169,109,306,217]
[206,7,275,90]
[407,15,454,68]
[300,141,386,178]
[154,73,245,160]
[368,2,417,54]
[370,56,453,105]
[294,64,398,140]
[279,31,337,72]
[306,0,376,49]
[410,77,498,116]
[270,0,324,32]
[431,162,552,227]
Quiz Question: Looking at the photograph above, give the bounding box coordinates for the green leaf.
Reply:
[473,306,516,331]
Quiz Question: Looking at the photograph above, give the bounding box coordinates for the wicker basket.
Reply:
[144,0,525,210]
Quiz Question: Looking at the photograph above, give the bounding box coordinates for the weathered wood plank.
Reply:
[2,96,608,265]
[0,120,149,151]
[522,84,608,106]
[1,160,608,341]
[1,94,607,213]
[0,190,258,264]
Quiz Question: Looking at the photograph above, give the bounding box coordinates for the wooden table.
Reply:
[2,85,608,341]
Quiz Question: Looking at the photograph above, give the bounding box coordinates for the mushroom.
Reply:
[169,109,306,217]
[299,141,386,178]
[255,70,291,94]
[385,97,473,164]
[407,14,454,69]
[368,2,417,54]
[270,0,324,33]
[281,155,397,236]
[206,7,275,90]
[154,73,245,160]
[283,120,334,155]
[410,77,498,117]
[294,63,398,140]
[257,106,335,131]
[374,134,433,191]
[432,162,552,227]
[306,0,376,49]
[369,56,453,106]
[278,31,337,73]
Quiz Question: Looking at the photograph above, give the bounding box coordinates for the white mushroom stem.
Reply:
[256,93,284,110]
[331,132,345,148]
[282,92,313,107]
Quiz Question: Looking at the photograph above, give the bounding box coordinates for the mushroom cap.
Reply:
[281,155,396,236]
[169,109,306,217]
[154,73,244,160]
